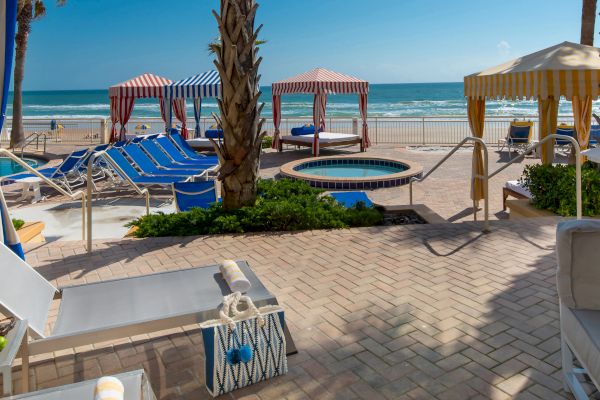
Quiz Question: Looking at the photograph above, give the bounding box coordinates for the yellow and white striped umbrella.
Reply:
[464,41,600,101]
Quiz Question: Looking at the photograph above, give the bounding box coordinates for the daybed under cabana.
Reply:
[464,41,600,203]
[271,68,370,157]
[163,70,221,143]
[108,73,173,142]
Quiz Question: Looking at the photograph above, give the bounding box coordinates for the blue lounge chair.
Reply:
[140,139,218,169]
[169,131,218,161]
[77,144,111,187]
[112,140,128,148]
[591,125,600,145]
[155,137,219,167]
[330,191,374,208]
[173,181,219,212]
[554,124,598,148]
[103,148,190,186]
[500,121,533,156]
[555,125,576,147]
[79,144,109,171]
[131,134,159,144]
[6,149,89,193]
[121,144,207,178]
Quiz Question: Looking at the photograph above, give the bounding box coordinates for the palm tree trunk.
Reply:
[581,0,597,46]
[10,0,33,148]
[211,0,265,209]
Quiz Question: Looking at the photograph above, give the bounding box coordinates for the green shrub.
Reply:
[128,179,384,237]
[12,219,24,230]
[261,136,273,149]
[521,161,600,216]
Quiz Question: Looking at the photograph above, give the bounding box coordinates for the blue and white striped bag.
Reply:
[200,293,287,397]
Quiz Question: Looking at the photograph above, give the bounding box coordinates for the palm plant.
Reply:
[11,0,64,148]
[210,0,265,209]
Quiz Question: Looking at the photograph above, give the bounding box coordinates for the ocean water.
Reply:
[5,82,590,119]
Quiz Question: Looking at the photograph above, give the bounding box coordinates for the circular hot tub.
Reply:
[280,156,423,190]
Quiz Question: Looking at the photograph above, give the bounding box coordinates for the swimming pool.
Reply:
[280,156,423,190]
[300,162,406,178]
[0,156,47,177]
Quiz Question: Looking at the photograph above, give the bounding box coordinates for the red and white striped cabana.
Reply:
[271,68,370,156]
[108,73,172,142]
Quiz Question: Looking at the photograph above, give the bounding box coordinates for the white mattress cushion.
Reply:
[561,302,600,385]
[504,180,532,198]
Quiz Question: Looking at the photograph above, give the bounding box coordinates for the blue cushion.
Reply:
[291,125,321,136]
[507,125,530,144]
[174,181,218,211]
[330,191,374,208]
[205,129,224,139]
[591,125,600,141]
[556,127,576,145]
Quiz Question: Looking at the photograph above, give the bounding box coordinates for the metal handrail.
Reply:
[488,134,582,219]
[19,131,48,156]
[409,137,490,232]
[86,151,150,253]
[0,149,87,240]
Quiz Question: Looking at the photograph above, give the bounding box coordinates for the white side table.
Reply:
[17,177,43,204]
[0,320,29,396]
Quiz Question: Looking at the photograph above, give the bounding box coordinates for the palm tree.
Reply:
[581,0,597,46]
[10,0,64,148]
[210,0,265,209]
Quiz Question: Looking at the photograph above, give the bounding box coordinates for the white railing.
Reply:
[0,115,578,147]
[1,117,105,145]
[409,137,490,232]
[0,149,87,240]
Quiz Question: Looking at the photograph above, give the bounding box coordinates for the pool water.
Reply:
[0,157,46,177]
[300,164,403,177]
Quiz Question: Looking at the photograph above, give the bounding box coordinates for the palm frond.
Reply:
[33,0,46,19]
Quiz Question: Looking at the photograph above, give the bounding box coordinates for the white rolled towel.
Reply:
[94,376,124,400]
[220,260,251,293]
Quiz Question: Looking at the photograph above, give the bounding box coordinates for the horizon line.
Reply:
[11,81,465,93]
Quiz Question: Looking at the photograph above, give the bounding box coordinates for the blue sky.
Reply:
[22,0,590,90]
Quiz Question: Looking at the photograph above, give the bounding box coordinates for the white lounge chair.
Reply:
[502,180,532,210]
[556,220,600,399]
[5,369,155,399]
[0,241,296,392]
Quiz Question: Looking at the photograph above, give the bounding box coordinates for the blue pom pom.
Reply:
[226,348,241,365]
[239,344,253,363]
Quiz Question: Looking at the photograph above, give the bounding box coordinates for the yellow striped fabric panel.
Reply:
[559,70,567,99]
[94,376,124,400]
[584,70,593,97]
[572,70,580,100]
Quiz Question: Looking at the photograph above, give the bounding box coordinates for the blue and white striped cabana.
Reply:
[163,70,222,138]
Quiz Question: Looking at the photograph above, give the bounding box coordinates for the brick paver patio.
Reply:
[4,216,576,399]
[8,143,551,223]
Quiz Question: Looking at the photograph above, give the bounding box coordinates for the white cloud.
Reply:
[497,41,511,56]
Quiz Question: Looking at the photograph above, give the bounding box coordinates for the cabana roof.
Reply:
[109,73,172,99]
[164,70,221,99]
[272,67,368,95]
[464,41,600,100]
